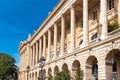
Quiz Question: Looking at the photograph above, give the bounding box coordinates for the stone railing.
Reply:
[88,38,98,45]
[108,28,120,37]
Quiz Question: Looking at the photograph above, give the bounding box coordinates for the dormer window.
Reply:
[108,0,114,10]
[91,33,97,40]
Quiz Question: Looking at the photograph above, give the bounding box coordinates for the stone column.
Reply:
[54,23,57,58]
[118,0,120,25]
[39,38,42,59]
[33,45,35,65]
[36,42,38,64]
[83,0,89,46]
[31,48,33,66]
[43,34,46,58]
[61,14,65,56]
[100,0,108,40]
[48,29,51,61]
[30,48,32,67]
[70,4,75,51]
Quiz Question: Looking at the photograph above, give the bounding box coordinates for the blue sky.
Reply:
[0,0,59,67]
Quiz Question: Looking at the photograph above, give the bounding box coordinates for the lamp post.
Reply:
[39,56,46,80]
[26,65,30,80]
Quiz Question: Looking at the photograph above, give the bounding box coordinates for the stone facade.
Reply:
[19,0,120,80]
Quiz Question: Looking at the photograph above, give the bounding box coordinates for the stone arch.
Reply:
[43,69,46,79]
[47,67,52,79]
[48,67,52,75]
[62,63,69,71]
[72,60,80,69]
[39,69,46,79]
[72,60,81,79]
[105,49,120,80]
[86,56,98,80]
[54,66,59,75]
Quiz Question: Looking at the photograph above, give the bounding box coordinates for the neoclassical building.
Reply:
[19,0,120,80]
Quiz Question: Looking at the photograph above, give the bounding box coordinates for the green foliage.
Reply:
[75,68,83,80]
[0,52,18,80]
[38,77,41,80]
[54,69,70,80]
[108,22,120,32]
[48,74,53,80]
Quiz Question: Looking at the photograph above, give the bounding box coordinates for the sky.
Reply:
[0,0,59,67]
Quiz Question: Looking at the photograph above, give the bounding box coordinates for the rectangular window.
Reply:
[108,0,114,10]
[92,10,97,20]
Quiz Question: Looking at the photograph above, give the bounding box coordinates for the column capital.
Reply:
[70,4,75,9]
[61,14,65,18]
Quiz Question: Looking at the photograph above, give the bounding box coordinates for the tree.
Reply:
[48,74,53,80]
[54,69,70,80]
[108,22,120,32]
[0,52,18,80]
[75,68,83,80]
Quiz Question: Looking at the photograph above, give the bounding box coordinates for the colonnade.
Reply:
[29,0,108,67]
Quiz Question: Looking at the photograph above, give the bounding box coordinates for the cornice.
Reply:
[19,40,30,52]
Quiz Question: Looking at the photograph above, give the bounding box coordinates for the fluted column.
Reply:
[70,5,75,51]
[39,38,42,59]
[48,29,51,61]
[83,0,89,46]
[61,14,65,55]
[118,0,120,24]
[54,23,57,58]
[100,0,108,40]
[36,42,38,64]
[43,34,46,58]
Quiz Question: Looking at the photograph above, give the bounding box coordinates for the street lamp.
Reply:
[26,65,30,80]
[39,56,46,80]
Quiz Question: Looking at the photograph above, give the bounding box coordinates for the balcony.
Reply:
[108,28,120,37]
